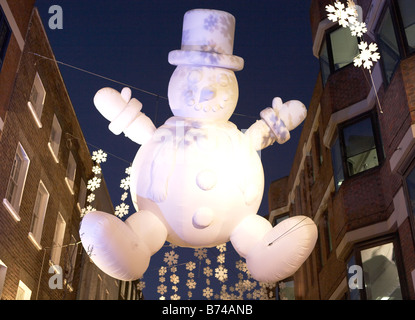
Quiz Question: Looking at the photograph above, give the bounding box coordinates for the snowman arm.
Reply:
[244,97,307,151]
[94,87,156,145]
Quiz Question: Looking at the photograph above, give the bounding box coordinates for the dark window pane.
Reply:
[342,117,379,176]
[377,8,400,84]
[331,136,344,190]
[405,166,415,215]
[330,27,359,70]
[319,39,330,86]
[398,0,415,53]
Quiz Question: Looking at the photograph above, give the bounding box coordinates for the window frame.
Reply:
[48,114,62,163]
[28,181,50,250]
[346,235,408,300]
[50,212,66,267]
[65,151,77,195]
[3,143,30,221]
[319,25,360,86]
[402,158,415,243]
[331,110,384,191]
[395,0,415,56]
[375,2,404,87]
[27,72,46,128]
[0,6,11,72]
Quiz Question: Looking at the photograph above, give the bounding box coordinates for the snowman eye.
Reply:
[218,74,229,87]
[188,70,202,84]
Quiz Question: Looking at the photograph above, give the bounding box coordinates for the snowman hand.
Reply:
[94,87,144,135]
[272,97,307,131]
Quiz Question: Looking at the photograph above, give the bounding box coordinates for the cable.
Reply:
[28,52,168,100]
[28,52,259,119]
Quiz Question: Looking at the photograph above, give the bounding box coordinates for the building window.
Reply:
[50,212,66,266]
[3,143,30,221]
[320,26,359,86]
[77,178,87,213]
[48,115,62,163]
[27,72,46,128]
[347,237,404,300]
[272,213,289,227]
[404,161,415,234]
[331,112,383,190]
[276,278,295,300]
[65,235,78,290]
[397,0,415,54]
[28,181,49,250]
[15,280,32,300]
[319,210,332,266]
[65,152,76,195]
[376,6,401,85]
[0,259,7,299]
[0,7,11,72]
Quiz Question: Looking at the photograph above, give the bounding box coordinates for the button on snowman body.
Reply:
[80,9,318,283]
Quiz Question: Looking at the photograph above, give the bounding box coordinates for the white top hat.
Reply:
[168,9,244,71]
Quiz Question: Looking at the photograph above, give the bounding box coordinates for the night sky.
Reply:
[34,0,320,300]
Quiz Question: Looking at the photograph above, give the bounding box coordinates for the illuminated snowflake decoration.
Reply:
[125,166,132,175]
[120,176,130,190]
[87,177,101,191]
[215,265,228,282]
[120,192,128,201]
[203,266,213,277]
[136,281,145,291]
[91,149,107,164]
[186,278,196,290]
[81,205,96,218]
[157,284,167,295]
[194,248,207,260]
[159,266,167,276]
[115,203,129,218]
[170,274,180,285]
[202,287,214,299]
[164,250,179,266]
[91,165,102,175]
[354,41,381,70]
[349,20,367,37]
[186,261,196,271]
[325,0,357,28]
[86,193,95,203]
[325,0,380,71]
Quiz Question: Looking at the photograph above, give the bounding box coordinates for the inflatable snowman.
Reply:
[80,9,317,283]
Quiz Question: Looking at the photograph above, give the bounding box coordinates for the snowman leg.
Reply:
[245,215,317,283]
[125,210,168,255]
[79,211,153,281]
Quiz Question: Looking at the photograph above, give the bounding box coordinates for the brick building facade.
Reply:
[0,2,121,300]
[269,0,415,300]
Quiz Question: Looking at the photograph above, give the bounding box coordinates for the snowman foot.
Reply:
[79,211,151,281]
[246,215,317,282]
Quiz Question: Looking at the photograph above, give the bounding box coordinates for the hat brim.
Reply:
[168,50,244,71]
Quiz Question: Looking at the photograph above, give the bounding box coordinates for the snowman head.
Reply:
[168,9,244,121]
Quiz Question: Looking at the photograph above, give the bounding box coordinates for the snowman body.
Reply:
[130,117,264,248]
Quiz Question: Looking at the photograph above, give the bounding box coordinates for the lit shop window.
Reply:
[48,114,62,163]
[3,143,30,221]
[0,7,11,72]
[347,239,404,300]
[397,0,415,54]
[331,112,383,190]
[27,72,46,128]
[28,181,49,250]
[319,26,359,86]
